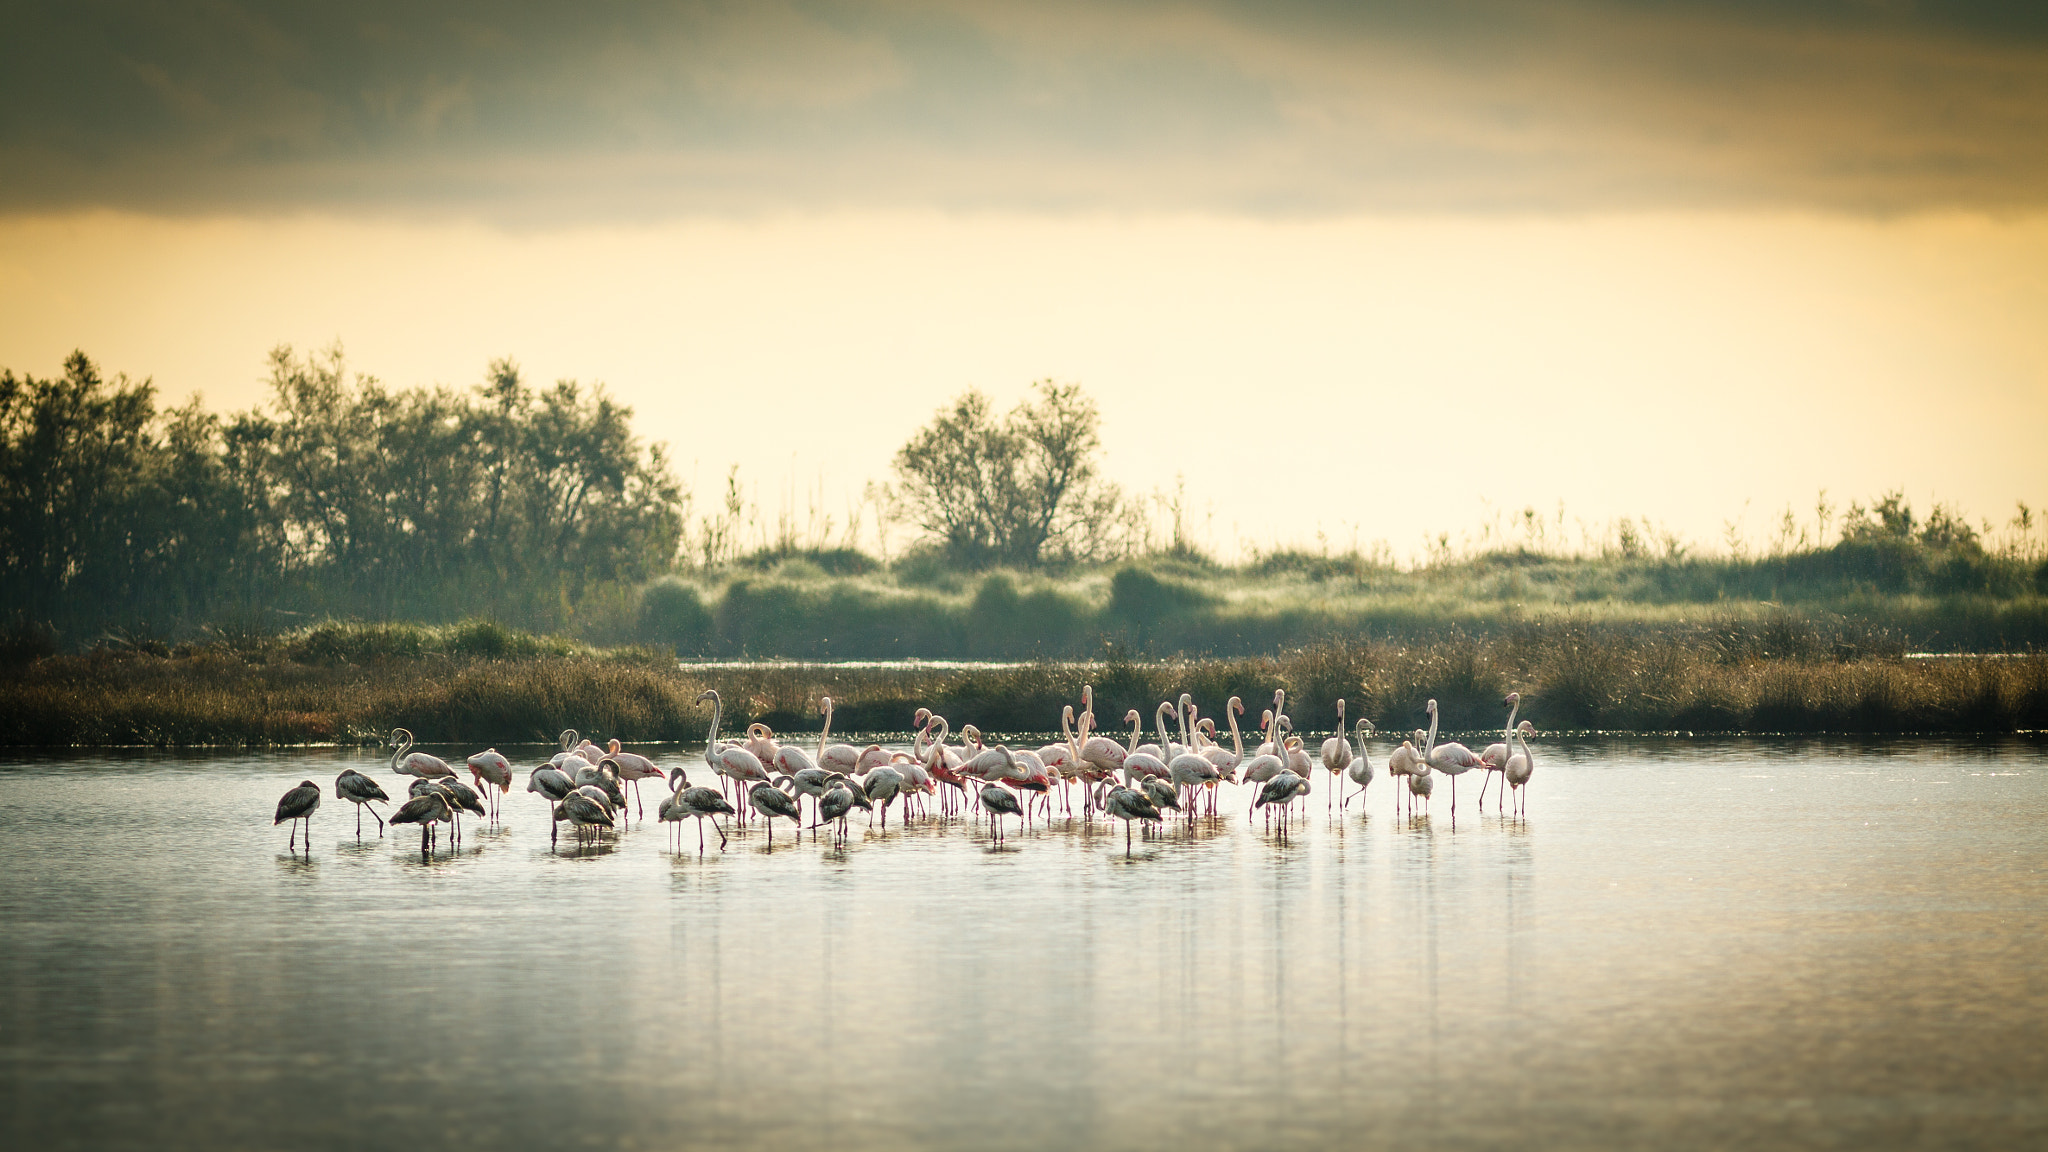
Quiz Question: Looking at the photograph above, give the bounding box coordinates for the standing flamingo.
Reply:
[662,768,736,852]
[1504,722,1536,816]
[605,739,664,819]
[465,749,512,820]
[1342,719,1376,811]
[1478,693,1522,813]
[697,689,772,818]
[1319,699,1353,812]
[274,780,320,851]
[1423,699,1487,820]
[335,769,389,837]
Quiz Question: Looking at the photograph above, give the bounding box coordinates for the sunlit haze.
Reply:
[5,1,2046,560]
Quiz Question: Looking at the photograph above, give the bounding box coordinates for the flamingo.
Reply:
[581,760,628,813]
[1077,686,1130,814]
[605,739,663,819]
[922,717,969,816]
[464,749,512,820]
[1386,730,1425,817]
[1504,721,1536,816]
[1320,699,1353,812]
[1479,693,1521,813]
[527,764,574,846]
[743,723,781,767]
[1169,697,1217,820]
[697,690,772,817]
[816,697,864,776]
[435,777,487,842]
[814,773,871,846]
[387,729,454,781]
[1203,696,1246,780]
[559,786,617,847]
[863,763,904,829]
[1423,699,1488,820]
[661,768,736,852]
[1342,719,1376,811]
[1119,708,1170,786]
[1103,783,1162,857]
[979,745,1025,846]
[274,780,320,851]
[1240,709,1288,823]
[391,789,451,853]
[335,769,389,837]
[1407,765,1434,814]
[1255,770,1310,834]
[550,730,589,770]
[752,779,804,846]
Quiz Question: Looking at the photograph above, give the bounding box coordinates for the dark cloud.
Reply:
[5,1,2045,217]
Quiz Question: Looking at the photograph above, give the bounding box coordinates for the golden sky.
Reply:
[4,2,2045,557]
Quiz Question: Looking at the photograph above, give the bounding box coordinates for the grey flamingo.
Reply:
[558,786,617,847]
[1103,784,1162,857]
[980,781,1023,844]
[813,774,871,847]
[662,768,736,852]
[390,790,451,853]
[335,769,388,837]
[275,780,320,851]
[752,779,804,846]
[527,764,575,846]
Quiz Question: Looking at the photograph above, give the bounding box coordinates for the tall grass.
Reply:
[5,622,2042,746]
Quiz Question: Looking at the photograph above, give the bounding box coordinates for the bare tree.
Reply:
[889,380,1131,567]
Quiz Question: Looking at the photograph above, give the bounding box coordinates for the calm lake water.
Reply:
[2,736,2044,1151]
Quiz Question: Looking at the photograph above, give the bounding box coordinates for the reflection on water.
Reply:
[2,737,2045,1150]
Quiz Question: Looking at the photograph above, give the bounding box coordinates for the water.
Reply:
[2,737,2044,1150]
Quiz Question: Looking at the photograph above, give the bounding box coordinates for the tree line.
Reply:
[2,349,1135,647]
[1,347,683,643]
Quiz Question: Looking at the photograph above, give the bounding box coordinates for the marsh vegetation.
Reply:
[5,619,2042,747]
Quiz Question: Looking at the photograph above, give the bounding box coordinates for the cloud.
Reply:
[4,0,2045,218]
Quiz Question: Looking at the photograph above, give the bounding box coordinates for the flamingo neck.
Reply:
[704,696,723,757]
[819,700,832,762]
[1228,705,1243,756]
[1503,697,1520,748]
[1424,704,1440,757]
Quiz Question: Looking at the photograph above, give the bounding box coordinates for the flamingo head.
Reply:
[1518,721,1535,736]
[1504,691,1520,707]
[694,690,717,705]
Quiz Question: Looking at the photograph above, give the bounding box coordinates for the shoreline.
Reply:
[6,641,2044,747]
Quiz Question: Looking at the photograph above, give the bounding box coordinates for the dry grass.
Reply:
[3,636,2043,747]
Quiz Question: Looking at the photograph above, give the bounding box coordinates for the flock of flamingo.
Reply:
[271,686,1538,856]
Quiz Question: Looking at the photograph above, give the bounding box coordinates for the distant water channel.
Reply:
[2,737,2044,1150]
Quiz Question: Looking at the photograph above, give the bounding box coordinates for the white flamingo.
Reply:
[1319,698,1353,812]
[697,690,772,818]
[1423,699,1487,819]
[1479,693,1521,813]
[1504,721,1536,816]
[1341,719,1376,811]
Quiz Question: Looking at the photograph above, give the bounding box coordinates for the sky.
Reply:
[4,1,2045,559]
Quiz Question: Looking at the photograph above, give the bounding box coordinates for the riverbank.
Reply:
[5,632,2043,746]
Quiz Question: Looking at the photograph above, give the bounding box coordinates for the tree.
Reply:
[889,380,1132,567]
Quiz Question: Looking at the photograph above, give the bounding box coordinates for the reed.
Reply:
[5,628,2042,747]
